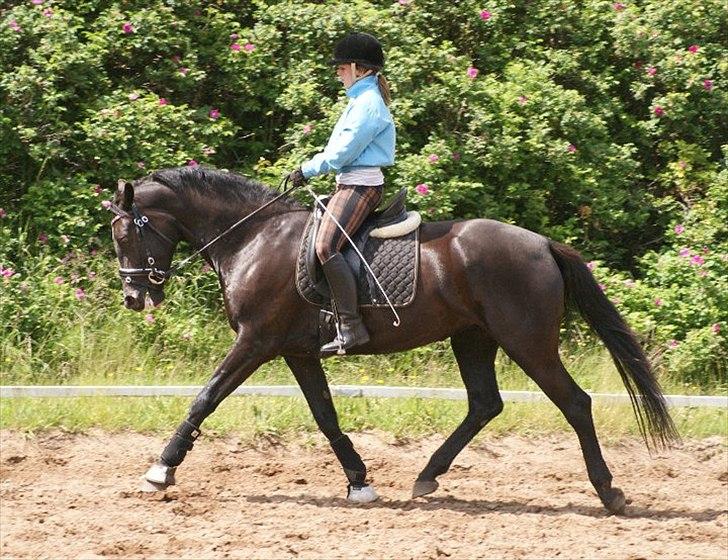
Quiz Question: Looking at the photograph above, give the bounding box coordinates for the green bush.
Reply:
[1,0,726,387]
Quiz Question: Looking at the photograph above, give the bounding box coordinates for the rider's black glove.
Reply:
[288,168,307,188]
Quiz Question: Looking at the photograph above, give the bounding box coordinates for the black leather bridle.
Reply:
[107,201,175,293]
[105,176,303,292]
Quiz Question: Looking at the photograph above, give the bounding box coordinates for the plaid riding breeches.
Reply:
[315,183,384,263]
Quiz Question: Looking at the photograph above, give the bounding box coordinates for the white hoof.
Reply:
[347,484,379,503]
[144,463,176,486]
[139,477,169,492]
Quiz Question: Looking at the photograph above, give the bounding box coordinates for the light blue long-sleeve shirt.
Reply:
[301,75,396,179]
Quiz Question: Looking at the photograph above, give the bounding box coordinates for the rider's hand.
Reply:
[288,168,307,187]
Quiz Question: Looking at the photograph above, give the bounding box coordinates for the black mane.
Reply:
[142,166,304,211]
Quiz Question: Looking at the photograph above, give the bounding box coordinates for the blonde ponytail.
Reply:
[377,73,392,106]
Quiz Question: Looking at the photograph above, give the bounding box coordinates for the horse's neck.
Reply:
[175,201,307,275]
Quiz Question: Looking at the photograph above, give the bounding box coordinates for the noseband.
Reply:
[107,201,174,292]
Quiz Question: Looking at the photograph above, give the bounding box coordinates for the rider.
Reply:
[288,32,396,355]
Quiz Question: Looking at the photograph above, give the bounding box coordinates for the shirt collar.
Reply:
[346,74,378,98]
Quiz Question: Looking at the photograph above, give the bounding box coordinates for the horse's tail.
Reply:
[548,240,679,450]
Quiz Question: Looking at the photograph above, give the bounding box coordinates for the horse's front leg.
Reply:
[284,355,378,503]
[141,333,271,491]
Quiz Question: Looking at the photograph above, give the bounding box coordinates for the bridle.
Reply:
[107,201,175,293]
[106,176,303,293]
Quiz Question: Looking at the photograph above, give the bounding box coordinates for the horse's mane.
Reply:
[142,166,305,211]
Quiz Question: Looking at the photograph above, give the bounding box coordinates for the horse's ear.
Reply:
[117,179,134,210]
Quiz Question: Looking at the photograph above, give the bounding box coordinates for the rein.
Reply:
[107,176,302,291]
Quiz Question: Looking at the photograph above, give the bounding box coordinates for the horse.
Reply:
[108,166,677,513]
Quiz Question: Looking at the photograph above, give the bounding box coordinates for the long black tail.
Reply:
[549,240,679,449]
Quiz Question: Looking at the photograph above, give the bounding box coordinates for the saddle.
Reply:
[296,188,420,309]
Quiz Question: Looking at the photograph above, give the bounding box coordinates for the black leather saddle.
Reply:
[296,188,419,308]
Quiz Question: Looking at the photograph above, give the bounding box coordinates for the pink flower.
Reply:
[668,339,679,348]
[598,283,607,292]
[90,248,98,257]
[178,67,189,76]
[678,247,691,258]
[1,267,14,279]
[428,154,439,163]
[623,279,636,288]
[144,313,155,324]
[43,8,53,17]
[202,146,216,156]
[159,98,169,106]
[654,297,663,307]
[677,160,687,169]
[452,152,461,160]
[230,43,241,52]
[93,185,103,195]
[687,44,699,54]
[517,95,528,105]
[586,261,596,271]
[128,92,140,100]
[38,232,49,244]
[74,288,86,301]
[398,0,412,5]
[243,43,255,52]
[230,33,239,40]
[466,66,479,79]
[646,66,657,76]
[613,2,625,10]
[690,255,705,266]
[567,144,577,153]
[136,161,146,169]
[9,20,21,32]
[480,10,492,20]
[53,276,64,285]
[88,271,97,280]
[674,224,685,234]
[712,323,721,334]
[653,106,665,117]
[703,79,713,92]
[32,0,43,4]
[415,183,430,195]
[698,269,708,277]
[0,208,6,218]
[101,200,112,210]
[187,159,198,167]
[122,22,134,34]
[302,124,313,134]
[209,108,221,120]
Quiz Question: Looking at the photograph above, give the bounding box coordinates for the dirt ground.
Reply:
[0,429,726,560]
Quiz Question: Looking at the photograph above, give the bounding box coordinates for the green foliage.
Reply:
[1,0,726,387]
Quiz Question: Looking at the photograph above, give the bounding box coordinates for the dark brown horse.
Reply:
[109,167,676,513]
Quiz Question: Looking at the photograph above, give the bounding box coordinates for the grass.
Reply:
[1,394,725,441]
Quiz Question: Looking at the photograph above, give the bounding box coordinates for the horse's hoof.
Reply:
[412,479,439,498]
[143,463,176,486]
[347,484,379,503]
[603,487,626,515]
[139,477,170,492]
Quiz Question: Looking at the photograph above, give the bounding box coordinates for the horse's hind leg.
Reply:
[500,338,625,514]
[413,326,502,498]
[284,355,377,503]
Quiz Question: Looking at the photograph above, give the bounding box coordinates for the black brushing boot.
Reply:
[320,253,370,355]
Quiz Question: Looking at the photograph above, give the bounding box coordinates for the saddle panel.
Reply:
[295,207,419,309]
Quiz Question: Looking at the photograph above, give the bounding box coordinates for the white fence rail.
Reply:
[1,385,726,408]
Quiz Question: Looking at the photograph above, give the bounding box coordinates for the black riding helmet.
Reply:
[329,32,384,69]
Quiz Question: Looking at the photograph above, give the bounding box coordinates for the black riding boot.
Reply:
[320,253,370,355]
